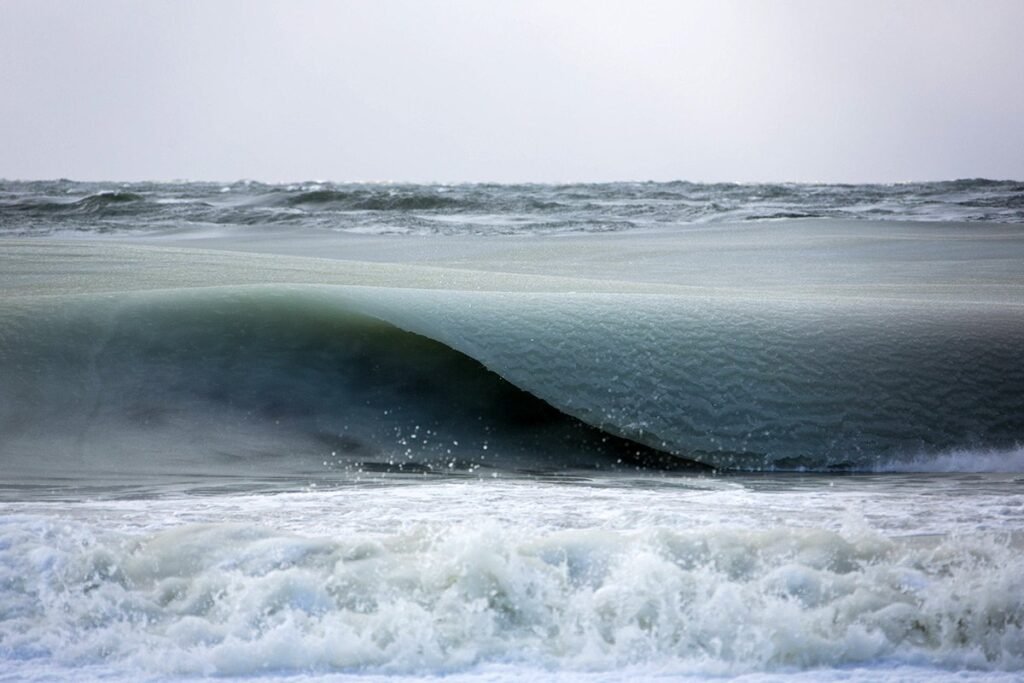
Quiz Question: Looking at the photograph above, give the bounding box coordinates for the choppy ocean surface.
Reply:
[1,179,1023,682]
[2,178,1024,237]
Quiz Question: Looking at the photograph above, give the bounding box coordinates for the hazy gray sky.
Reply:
[2,0,1022,183]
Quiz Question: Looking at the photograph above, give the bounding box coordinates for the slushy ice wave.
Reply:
[2,486,1023,677]
[2,283,1022,474]
[1,222,1023,474]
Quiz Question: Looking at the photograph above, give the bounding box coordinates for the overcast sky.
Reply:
[2,0,1022,183]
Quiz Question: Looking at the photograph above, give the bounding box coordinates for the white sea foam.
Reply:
[1,478,1022,681]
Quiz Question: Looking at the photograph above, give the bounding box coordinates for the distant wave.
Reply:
[74,190,145,206]
[4,190,146,214]
[284,188,469,211]
[2,179,1021,236]
[742,211,822,220]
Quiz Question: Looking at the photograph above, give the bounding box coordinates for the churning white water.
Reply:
[2,473,1023,682]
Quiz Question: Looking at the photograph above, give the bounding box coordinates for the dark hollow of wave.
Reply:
[0,292,705,494]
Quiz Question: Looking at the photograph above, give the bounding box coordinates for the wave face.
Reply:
[1,278,1021,476]
[375,290,1023,471]
[2,178,1023,236]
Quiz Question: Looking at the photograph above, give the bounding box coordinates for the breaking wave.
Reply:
[2,283,1021,479]
[0,288,696,488]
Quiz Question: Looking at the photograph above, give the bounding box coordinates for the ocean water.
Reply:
[1,180,1023,682]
